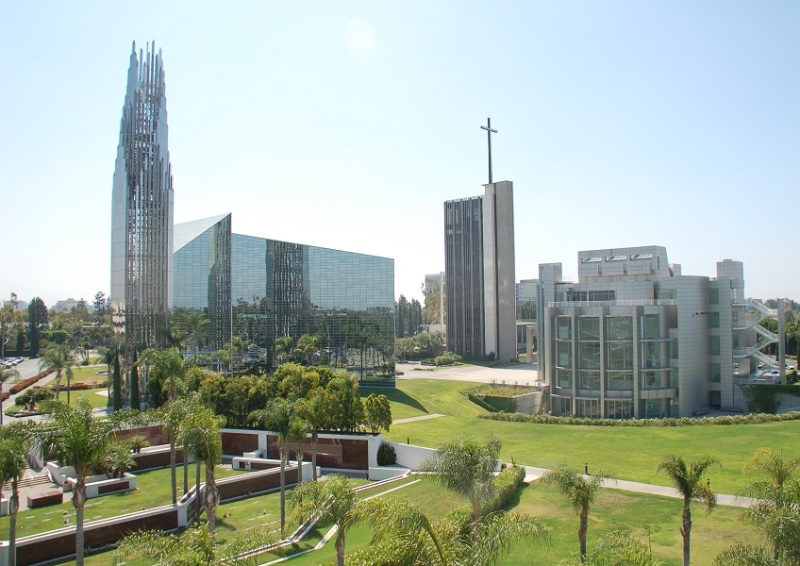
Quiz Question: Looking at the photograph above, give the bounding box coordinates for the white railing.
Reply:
[549,299,678,308]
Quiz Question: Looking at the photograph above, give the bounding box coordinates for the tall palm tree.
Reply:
[288,416,310,485]
[181,405,223,538]
[0,422,34,566]
[419,436,501,533]
[38,343,75,403]
[295,388,331,481]
[657,455,718,566]
[273,336,293,366]
[249,397,296,537]
[730,447,800,563]
[0,365,20,426]
[290,474,359,566]
[542,465,612,563]
[160,395,197,505]
[37,399,114,566]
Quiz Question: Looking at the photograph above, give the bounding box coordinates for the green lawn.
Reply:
[379,379,800,494]
[0,464,247,539]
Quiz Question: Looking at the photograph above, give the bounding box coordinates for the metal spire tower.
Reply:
[110,41,174,350]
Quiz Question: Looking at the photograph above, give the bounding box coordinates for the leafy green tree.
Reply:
[296,333,319,365]
[27,297,48,358]
[249,397,296,536]
[38,343,75,403]
[37,399,114,566]
[290,474,359,566]
[542,465,612,563]
[141,347,186,409]
[0,422,35,566]
[657,456,718,566]
[363,393,392,433]
[326,375,364,432]
[420,436,501,533]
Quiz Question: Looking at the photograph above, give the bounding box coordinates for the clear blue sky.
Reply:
[1,1,797,308]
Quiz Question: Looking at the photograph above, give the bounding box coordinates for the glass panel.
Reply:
[606,317,633,340]
[710,336,720,355]
[709,288,719,305]
[709,312,720,328]
[557,317,572,340]
[606,342,633,370]
[580,317,600,340]
[606,400,633,419]
[579,371,601,390]
[643,314,660,339]
[710,363,721,383]
[642,342,661,369]
[557,342,572,367]
[579,343,601,369]
[607,371,633,390]
[558,369,573,388]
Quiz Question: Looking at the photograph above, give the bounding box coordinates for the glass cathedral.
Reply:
[110,41,174,349]
[174,214,396,382]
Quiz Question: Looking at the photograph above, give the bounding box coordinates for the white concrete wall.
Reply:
[388,441,437,469]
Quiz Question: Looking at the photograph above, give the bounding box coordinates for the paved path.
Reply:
[392,413,445,425]
[521,465,755,508]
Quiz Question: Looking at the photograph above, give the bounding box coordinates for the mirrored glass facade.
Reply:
[173,214,395,382]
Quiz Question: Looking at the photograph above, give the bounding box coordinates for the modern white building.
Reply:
[444,181,516,362]
[537,246,783,418]
[110,41,174,349]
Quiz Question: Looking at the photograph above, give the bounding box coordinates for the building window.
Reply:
[556,397,572,415]
[579,371,601,390]
[606,342,633,370]
[710,363,721,383]
[642,314,660,339]
[671,339,679,359]
[607,371,633,390]
[580,317,600,340]
[709,288,719,305]
[606,400,633,419]
[579,343,601,369]
[645,399,662,418]
[710,336,720,356]
[558,369,572,388]
[657,288,676,300]
[709,312,720,328]
[642,342,661,369]
[557,317,572,340]
[606,317,633,340]
[576,399,601,418]
[557,342,572,368]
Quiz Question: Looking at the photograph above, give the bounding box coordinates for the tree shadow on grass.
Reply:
[361,387,428,415]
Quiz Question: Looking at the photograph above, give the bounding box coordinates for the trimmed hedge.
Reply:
[485,464,526,513]
[478,411,800,426]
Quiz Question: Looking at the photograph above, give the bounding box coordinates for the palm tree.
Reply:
[288,415,310,485]
[0,422,34,566]
[141,347,186,408]
[713,543,779,566]
[160,395,197,505]
[0,365,20,426]
[564,530,665,566]
[542,465,612,563]
[38,343,75,403]
[181,405,223,538]
[419,436,501,533]
[37,398,114,566]
[355,497,549,566]
[295,388,331,481]
[249,398,296,536]
[273,336,293,366]
[725,447,800,563]
[290,474,359,566]
[657,455,718,566]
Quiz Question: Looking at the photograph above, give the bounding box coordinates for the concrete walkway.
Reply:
[521,465,755,508]
[392,413,445,425]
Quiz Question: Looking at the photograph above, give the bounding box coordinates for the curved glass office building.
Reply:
[174,214,395,383]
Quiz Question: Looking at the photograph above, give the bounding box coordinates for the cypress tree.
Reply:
[130,348,140,411]
[112,349,123,411]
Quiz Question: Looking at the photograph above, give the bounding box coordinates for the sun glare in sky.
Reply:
[345,18,376,60]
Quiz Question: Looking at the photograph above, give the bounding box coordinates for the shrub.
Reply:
[478,411,800,426]
[742,385,781,414]
[377,442,397,466]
